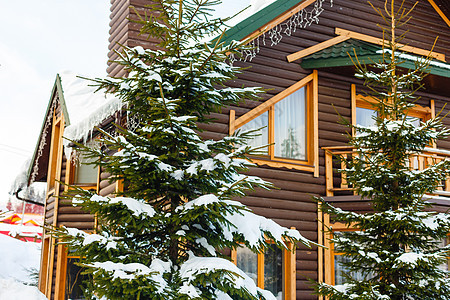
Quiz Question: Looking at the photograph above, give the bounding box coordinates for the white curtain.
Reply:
[356,107,377,127]
[274,87,307,160]
[236,246,258,285]
[239,111,269,154]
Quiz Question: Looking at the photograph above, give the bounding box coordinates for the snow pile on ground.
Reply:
[0,234,41,284]
[0,234,46,299]
[0,278,47,300]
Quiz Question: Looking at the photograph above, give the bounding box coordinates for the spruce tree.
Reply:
[317,1,450,299]
[55,0,310,299]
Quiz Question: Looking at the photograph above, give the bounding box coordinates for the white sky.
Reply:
[0,0,252,205]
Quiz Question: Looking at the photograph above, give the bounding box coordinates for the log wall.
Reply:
[108,0,160,77]
[213,1,450,297]
[42,0,450,299]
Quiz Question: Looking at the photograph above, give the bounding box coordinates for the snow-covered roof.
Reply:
[9,158,46,203]
[228,0,276,26]
[58,71,122,158]
[27,71,122,185]
[58,71,119,127]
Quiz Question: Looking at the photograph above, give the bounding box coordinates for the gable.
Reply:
[27,73,121,185]
[27,77,62,185]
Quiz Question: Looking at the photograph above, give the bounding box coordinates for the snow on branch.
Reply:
[179,251,276,300]
[86,194,156,218]
[88,259,170,294]
[177,194,310,249]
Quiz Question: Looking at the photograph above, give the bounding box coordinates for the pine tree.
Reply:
[55,1,310,299]
[317,1,450,299]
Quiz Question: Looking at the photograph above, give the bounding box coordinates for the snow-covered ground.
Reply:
[0,234,47,299]
[0,278,47,300]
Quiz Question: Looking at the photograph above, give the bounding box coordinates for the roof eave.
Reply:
[221,0,305,45]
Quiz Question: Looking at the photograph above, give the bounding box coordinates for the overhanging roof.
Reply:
[222,0,307,44]
[222,0,450,46]
[300,39,450,78]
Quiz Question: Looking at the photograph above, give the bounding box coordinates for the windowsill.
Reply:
[249,156,315,172]
[73,184,97,191]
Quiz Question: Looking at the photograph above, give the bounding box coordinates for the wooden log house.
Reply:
[25,0,450,299]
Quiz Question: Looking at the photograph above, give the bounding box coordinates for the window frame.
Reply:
[351,84,435,145]
[54,243,92,300]
[66,149,100,192]
[326,222,359,286]
[231,239,296,300]
[323,215,450,286]
[229,71,319,176]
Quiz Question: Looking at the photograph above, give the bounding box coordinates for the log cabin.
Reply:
[24,0,450,299]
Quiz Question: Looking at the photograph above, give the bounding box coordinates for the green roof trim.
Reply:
[56,74,71,126]
[26,75,60,184]
[26,73,72,184]
[221,0,305,45]
[300,39,450,78]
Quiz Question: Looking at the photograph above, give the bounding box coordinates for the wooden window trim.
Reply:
[351,84,435,147]
[38,236,51,294]
[47,115,64,194]
[230,71,319,176]
[43,112,65,298]
[231,238,296,300]
[55,243,68,300]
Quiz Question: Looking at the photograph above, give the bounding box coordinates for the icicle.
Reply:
[230,0,332,65]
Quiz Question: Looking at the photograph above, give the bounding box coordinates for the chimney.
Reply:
[108,0,161,77]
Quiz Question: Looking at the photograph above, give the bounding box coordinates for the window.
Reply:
[352,85,434,136]
[65,257,89,300]
[436,236,450,272]
[232,242,296,300]
[240,87,308,160]
[55,243,91,300]
[356,106,377,128]
[331,231,375,285]
[324,220,448,287]
[323,220,360,286]
[230,71,319,176]
[74,153,98,186]
[66,143,99,193]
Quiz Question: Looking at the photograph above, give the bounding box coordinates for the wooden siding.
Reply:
[41,0,450,299]
[215,1,450,297]
[108,0,160,77]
